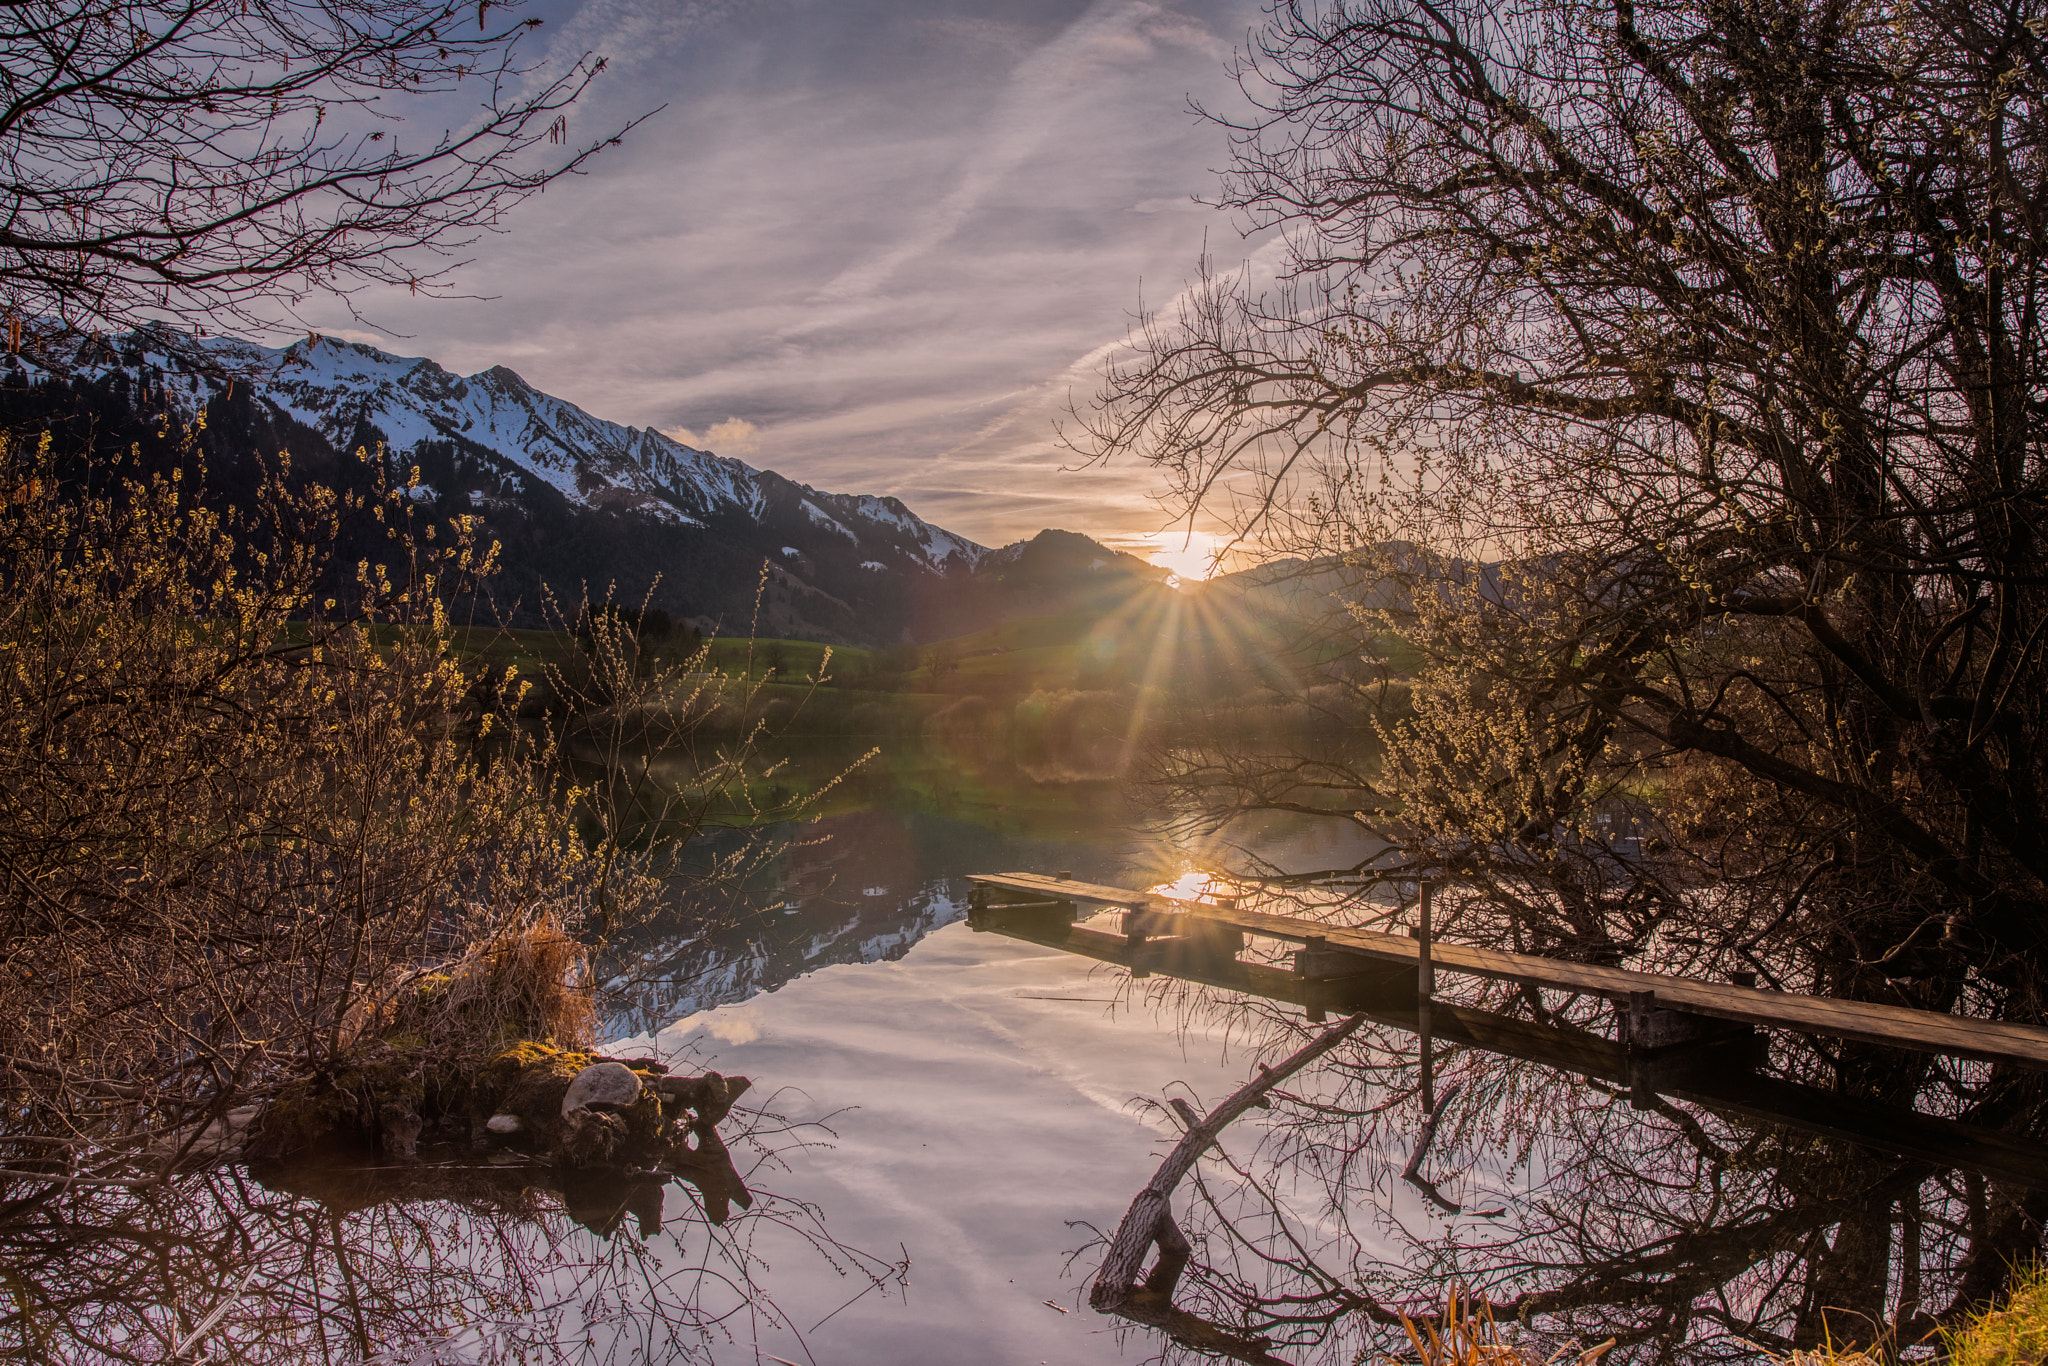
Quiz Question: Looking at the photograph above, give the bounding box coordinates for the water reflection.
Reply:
[600,787,1381,1038]
[1083,987,2048,1365]
[35,730,2028,1366]
[930,816,2048,1363]
[0,1108,904,1365]
[2,737,1265,1365]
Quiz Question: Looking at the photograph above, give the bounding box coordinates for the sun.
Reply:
[1138,532,1228,583]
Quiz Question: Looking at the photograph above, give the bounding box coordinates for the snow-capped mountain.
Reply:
[3,323,1013,642]
[10,323,986,575]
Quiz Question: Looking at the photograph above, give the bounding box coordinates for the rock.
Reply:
[561,1061,642,1117]
[463,1044,749,1176]
[651,1071,751,1127]
[478,1043,594,1132]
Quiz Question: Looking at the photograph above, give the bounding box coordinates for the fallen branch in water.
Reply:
[1402,1082,1462,1215]
[1089,1012,1368,1365]
[1399,1083,1506,1219]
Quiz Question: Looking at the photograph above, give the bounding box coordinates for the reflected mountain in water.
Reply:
[601,807,1169,1038]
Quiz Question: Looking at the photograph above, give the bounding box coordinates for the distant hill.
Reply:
[0,324,1163,646]
[908,527,1174,639]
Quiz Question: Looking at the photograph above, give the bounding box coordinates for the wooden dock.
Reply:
[965,871,2048,1189]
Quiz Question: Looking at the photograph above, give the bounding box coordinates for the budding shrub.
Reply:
[0,433,647,1151]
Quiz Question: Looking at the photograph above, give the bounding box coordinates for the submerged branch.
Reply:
[1089,1013,1368,1363]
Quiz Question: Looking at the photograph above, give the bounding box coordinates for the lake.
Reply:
[597,787,1388,1366]
[11,741,2038,1366]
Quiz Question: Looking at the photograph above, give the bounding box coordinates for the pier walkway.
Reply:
[965,871,2048,1189]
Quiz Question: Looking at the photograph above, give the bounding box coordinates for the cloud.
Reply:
[664,416,762,456]
[913,15,1040,55]
[311,0,1272,552]
[1131,196,1206,214]
[808,0,1230,308]
[676,1008,759,1045]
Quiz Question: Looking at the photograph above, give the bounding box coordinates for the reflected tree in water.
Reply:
[1075,0,2048,1350]
[0,1095,905,1364]
[1092,995,2043,1364]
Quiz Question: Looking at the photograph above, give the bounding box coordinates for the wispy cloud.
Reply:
[809,1,1227,307]
[312,0,1271,551]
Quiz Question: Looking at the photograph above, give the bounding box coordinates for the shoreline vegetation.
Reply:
[1373,1269,2048,1366]
[469,575,1404,827]
[0,433,821,1190]
[0,424,1385,1184]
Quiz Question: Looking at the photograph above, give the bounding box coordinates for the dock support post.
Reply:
[1626,990,1656,1109]
[1414,882,1436,1116]
[1304,935,1328,1023]
[1618,987,1760,1107]
[1126,911,1151,980]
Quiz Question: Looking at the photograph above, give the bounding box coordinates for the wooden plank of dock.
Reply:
[969,871,2048,1073]
[964,884,2048,1189]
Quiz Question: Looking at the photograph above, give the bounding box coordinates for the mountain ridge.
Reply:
[12,324,988,570]
[0,323,1166,645]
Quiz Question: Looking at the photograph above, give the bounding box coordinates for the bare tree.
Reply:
[1077,0,2048,1348]
[1086,994,2048,1365]
[0,0,637,335]
[0,437,615,1169]
[1086,0,2048,1037]
[0,1094,907,1364]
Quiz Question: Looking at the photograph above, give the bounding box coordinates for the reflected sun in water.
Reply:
[1146,869,1233,904]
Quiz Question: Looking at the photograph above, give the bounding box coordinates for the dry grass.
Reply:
[1391,1288,1615,1366]
[1751,1264,2048,1366]
[371,912,598,1068]
[462,913,598,1051]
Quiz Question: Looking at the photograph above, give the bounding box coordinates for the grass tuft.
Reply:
[1948,1263,2048,1366]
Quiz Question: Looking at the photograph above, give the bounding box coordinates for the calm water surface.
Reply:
[14,744,2041,1366]
[608,797,1385,1365]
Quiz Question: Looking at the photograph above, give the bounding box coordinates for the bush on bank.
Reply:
[0,432,665,1173]
[1946,1263,2048,1366]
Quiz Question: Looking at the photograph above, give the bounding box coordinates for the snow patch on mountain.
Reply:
[801,500,857,540]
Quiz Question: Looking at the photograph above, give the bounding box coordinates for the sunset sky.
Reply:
[308,0,1275,576]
